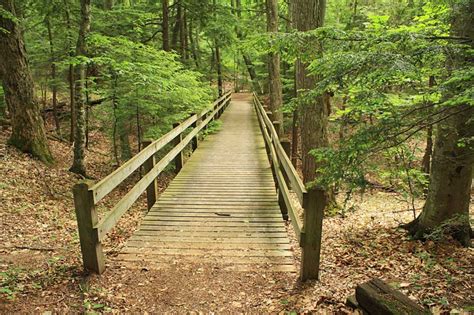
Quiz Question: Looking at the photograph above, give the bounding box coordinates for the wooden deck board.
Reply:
[118,93,294,272]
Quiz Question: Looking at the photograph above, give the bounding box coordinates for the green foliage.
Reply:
[201,119,223,137]
[0,6,18,33]
[0,268,23,300]
[424,214,474,242]
[85,33,211,140]
[19,0,214,160]
[286,1,472,201]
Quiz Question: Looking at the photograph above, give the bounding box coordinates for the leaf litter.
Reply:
[0,128,473,313]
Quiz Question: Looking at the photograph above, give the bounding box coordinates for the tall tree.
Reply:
[162,0,170,51]
[45,14,61,135]
[293,0,329,184]
[404,1,474,247]
[70,0,91,175]
[0,0,54,164]
[213,0,223,96]
[233,0,262,94]
[104,0,114,10]
[64,0,76,143]
[266,0,283,133]
[178,0,187,60]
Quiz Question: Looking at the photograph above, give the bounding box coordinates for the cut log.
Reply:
[346,295,359,309]
[355,278,430,315]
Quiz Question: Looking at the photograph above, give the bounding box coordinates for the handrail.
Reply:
[90,92,230,204]
[253,93,304,241]
[73,91,232,274]
[253,92,324,281]
[95,93,230,240]
[253,95,307,203]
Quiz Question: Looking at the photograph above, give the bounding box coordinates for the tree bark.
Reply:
[293,0,328,185]
[178,0,187,60]
[291,108,299,167]
[404,105,473,246]
[64,0,75,143]
[421,76,436,175]
[421,125,433,175]
[70,0,91,176]
[215,43,223,96]
[404,1,474,247]
[104,0,114,10]
[188,20,200,67]
[266,0,283,134]
[46,16,61,135]
[162,0,170,51]
[0,0,54,164]
[118,118,131,161]
[213,0,223,96]
[234,0,262,94]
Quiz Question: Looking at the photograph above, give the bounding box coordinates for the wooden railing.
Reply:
[253,92,325,281]
[73,91,232,274]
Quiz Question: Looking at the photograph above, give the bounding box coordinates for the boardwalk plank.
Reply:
[117,94,294,272]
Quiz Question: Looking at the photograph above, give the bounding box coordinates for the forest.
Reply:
[0,0,473,313]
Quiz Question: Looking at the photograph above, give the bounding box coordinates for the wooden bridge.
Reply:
[73,92,324,281]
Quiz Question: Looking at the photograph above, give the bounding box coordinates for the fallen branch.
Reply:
[3,245,56,252]
[392,208,422,214]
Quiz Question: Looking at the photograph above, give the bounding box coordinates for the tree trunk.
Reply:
[215,43,223,96]
[189,20,200,68]
[421,76,436,175]
[234,0,262,94]
[118,118,132,161]
[162,0,170,51]
[293,0,328,185]
[46,16,61,136]
[291,108,299,167]
[404,105,473,246]
[421,125,433,175]
[111,75,120,165]
[266,0,283,134]
[64,0,75,143]
[171,2,180,51]
[104,0,114,10]
[70,0,91,176]
[404,1,474,247]
[0,0,54,164]
[183,8,189,60]
[136,104,141,153]
[85,72,90,148]
[213,0,223,96]
[178,0,187,60]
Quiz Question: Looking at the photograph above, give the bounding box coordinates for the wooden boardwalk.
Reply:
[117,93,294,272]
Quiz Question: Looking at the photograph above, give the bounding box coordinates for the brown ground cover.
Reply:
[1,129,472,313]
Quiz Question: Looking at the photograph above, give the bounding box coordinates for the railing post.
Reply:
[300,188,326,281]
[272,121,281,137]
[264,111,273,158]
[281,138,291,161]
[172,123,184,173]
[267,111,274,123]
[73,181,105,274]
[191,114,199,151]
[215,98,221,119]
[142,139,158,210]
[271,120,288,220]
[281,138,291,187]
[224,93,231,110]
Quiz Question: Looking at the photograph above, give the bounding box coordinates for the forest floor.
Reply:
[1,127,473,314]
